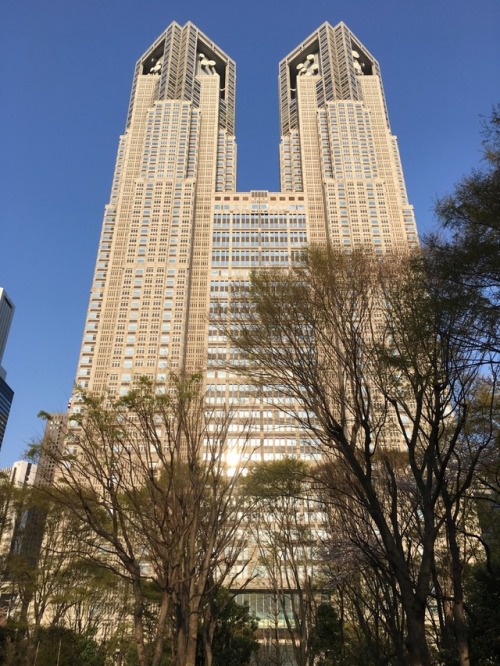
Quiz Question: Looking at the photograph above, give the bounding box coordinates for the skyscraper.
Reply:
[0,288,15,450]
[72,21,417,458]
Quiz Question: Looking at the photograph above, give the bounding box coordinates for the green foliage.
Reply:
[242,457,309,499]
[0,625,105,666]
[34,373,250,666]
[197,591,259,666]
[465,563,500,665]
[427,106,500,346]
[105,634,142,666]
[308,602,342,665]
[466,378,500,569]
[38,627,105,666]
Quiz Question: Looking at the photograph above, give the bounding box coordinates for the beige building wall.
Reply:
[71,21,418,460]
[74,22,236,399]
[279,21,417,252]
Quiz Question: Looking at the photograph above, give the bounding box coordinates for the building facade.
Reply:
[72,21,417,462]
[0,460,37,622]
[0,288,15,450]
[0,461,38,558]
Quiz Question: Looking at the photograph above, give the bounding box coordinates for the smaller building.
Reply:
[35,413,68,486]
[0,378,14,451]
[0,460,37,623]
[0,289,15,450]
[0,460,38,555]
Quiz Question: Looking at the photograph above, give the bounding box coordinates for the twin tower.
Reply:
[74,22,417,422]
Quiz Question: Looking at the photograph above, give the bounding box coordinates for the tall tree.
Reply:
[1,483,123,666]
[217,248,495,665]
[42,374,251,666]
[242,458,320,666]
[317,454,407,664]
[196,589,259,666]
[426,106,500,351]
[424,108,500,663]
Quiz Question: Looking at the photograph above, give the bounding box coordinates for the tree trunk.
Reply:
[131,577,148,666]
[174,617,199,666]
[183,611,200,666]
[173,602,186,666]
[202,605,215,666]
[405,607,433,666]
[152,590,171,666]
[453,598,470,666]
[446,504,471,666]
[364,486,434,666]
[174,602,199,666]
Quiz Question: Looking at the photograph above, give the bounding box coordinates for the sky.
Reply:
[0,0,499,467]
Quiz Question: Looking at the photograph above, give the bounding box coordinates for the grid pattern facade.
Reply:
[0,288,14,449]
[0,289,14,381]
[279,21,417,250]
[0,377,14,450]
[72,21,418,462]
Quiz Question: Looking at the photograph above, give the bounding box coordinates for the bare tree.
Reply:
[317,454,407,664]
[243,457,320,666]
[217,248,496,666]
[0,478,119,665]
[42,373,251,666]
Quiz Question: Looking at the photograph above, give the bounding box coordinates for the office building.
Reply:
[0,460,37,621]
[0,289,15,450]
[0,416,68,624]
[72,21,417,459]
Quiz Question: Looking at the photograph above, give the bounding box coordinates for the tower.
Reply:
[72,22,418,463]
[279,22,417,249]
[75,22,236,396]
[0,288,15,450]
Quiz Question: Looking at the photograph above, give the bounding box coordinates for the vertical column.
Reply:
[358,75,417,248]
[296,77,328,245]
[183,75,221,370]
[75,75,159,393]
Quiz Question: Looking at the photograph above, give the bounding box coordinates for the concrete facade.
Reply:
[71,21,418,462]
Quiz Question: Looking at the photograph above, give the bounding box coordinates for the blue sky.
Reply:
[1,0,499,466]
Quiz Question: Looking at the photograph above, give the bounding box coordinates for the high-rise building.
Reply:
[0,416,66,623]
[0,460,37,621]
[72,21,417,460]
[0,288,15,450]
